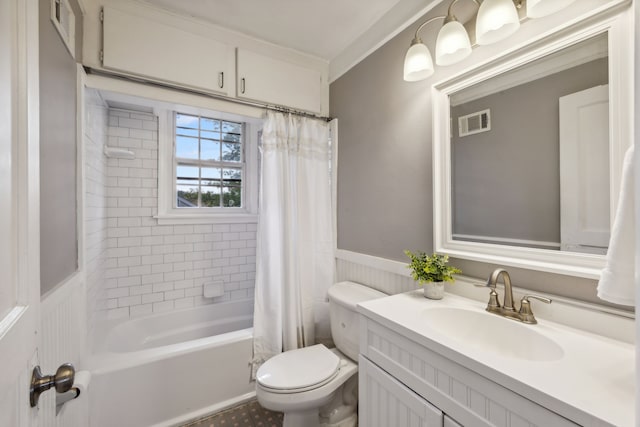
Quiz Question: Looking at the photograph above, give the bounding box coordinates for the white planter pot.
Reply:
[423,281,445,299]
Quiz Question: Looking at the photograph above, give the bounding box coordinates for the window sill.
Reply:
[154,213,259,225]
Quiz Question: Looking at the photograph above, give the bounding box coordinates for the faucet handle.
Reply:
[518,295,552,324]
[473,280,494,288]
[474,281,500,311]
[522,295,552,304]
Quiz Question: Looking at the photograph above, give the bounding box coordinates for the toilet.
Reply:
[255,281,386,427]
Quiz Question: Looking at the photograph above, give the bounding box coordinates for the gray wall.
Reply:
[451,58,608,244]
[39,0,82,294]
[331,26,434,261]
[330,3,625,307]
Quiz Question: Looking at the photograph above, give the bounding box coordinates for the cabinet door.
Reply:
[359,356,443,427]
[236,48,322,113]
[103,7,230,95]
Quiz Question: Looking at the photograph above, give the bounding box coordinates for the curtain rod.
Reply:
[84,67,334,122]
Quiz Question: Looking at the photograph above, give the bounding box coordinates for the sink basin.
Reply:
[423,307,564,362]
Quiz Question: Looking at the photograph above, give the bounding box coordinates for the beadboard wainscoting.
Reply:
[38,273,88,427]
[336,250,416,296]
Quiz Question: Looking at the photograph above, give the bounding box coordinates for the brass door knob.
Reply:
[30,363,75,407]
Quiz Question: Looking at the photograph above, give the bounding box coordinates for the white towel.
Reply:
[597,145,635,306]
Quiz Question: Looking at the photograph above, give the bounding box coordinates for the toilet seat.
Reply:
[256,344,340,394]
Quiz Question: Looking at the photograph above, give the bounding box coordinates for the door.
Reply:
[559,85,610,254]
[0,0,42,425]
[359,356,444,426]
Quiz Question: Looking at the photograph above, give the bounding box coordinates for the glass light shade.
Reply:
[435,20,472,66]
[527,0,577,18]
[403,42,434,82]
[475,0,520,46]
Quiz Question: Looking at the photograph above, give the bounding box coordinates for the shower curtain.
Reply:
[252,111,335,375]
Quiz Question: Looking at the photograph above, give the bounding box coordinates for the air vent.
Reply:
[458,109,490,137]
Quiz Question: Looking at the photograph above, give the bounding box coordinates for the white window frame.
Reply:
[157,108,260,225]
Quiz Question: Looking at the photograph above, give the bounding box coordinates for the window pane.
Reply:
[177,165,199,179]
[222,168,242,186]
[222,132,240,143]
[176,136,199,159]
[222,143,241,162]
[202,167,221,186]
[201,139,220,161]
[177,185,199,207]
[201,130,219,140]
[174,113,245,211]
[176,127,198,137]
[223,186,242,207]
[201,186,221,207]
[177,113,198,128]
[200,117,220,131]
[222,121,242,134]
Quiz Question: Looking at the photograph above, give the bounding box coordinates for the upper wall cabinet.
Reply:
[237,48,323,114]
[102,7,231,95]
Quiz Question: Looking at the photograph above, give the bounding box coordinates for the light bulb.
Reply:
[403,41,434,82]
[476,0,520,46]
[436,20,472,66]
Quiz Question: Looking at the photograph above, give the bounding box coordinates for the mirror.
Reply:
[432,19,632,279]
[451,34,609,255]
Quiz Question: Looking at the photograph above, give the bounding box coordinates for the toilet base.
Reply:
[283,409,321,427]
[321,413,357,427]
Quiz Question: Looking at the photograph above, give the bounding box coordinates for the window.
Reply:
[174,113,244,209]
[157,107,259,225]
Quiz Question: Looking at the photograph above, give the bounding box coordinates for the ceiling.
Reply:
[140,0,423,61]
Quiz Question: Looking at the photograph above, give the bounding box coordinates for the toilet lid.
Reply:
[257,344,340,391]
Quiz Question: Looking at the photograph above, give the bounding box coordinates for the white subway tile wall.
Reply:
[97,109,256,319]
[84,89,110,341]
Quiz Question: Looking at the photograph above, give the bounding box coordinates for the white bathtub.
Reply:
[87,299,255,427]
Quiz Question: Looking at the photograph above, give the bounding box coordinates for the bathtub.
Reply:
[87,299,255,427]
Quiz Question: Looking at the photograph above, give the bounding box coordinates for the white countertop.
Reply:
[358,290,635,427]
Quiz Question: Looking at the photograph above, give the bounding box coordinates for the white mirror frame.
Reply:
[432,9,633,280]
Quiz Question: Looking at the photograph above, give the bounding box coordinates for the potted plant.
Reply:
[404,251,461,299]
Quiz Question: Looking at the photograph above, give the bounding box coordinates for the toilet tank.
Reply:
[328,281,386,361]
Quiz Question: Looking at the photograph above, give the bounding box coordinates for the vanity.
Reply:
[357,285,634,426]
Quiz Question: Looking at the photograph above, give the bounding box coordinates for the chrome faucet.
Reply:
[487,268,516,312]
[479,268,552,324]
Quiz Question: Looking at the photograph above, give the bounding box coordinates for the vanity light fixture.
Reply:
[526,0,576,18]
[435,0,477,66]
[475,0,520,45]
[403,16,441,81]
[404,0,578,82]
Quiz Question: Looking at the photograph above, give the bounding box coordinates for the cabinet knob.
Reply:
[240,77,246,94]
[218,72,224,89]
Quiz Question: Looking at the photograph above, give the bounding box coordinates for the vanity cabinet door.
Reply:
[361,317,579,427]
[359,355,443,427]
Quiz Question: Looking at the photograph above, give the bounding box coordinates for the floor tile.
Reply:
[182,400,283,427]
